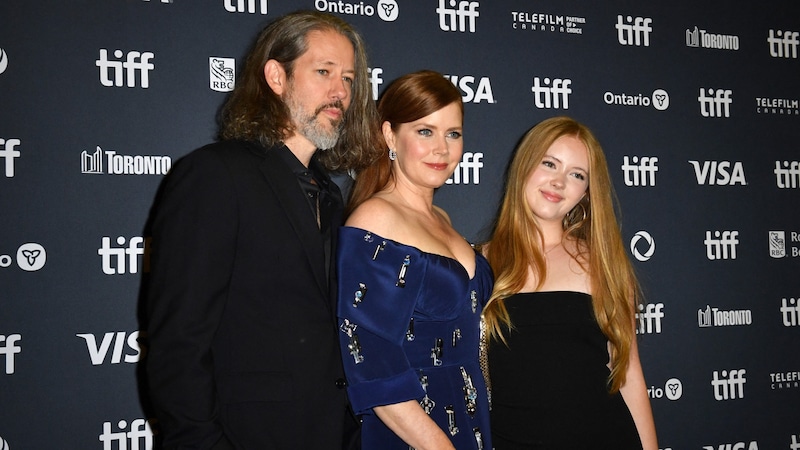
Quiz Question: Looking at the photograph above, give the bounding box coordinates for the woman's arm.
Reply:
[374,400,455,450]
[618,337,659,450]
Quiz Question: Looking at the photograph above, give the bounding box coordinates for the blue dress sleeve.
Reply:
[336,227,428,415]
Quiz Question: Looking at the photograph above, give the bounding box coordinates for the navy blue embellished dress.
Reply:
[337,227,493,450]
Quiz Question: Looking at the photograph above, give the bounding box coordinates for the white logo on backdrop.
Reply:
[210,57,235,92]
[0,48,8,75]
[630,231,655,261]
[225,0,267,14]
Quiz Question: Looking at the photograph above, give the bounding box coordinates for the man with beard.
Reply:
[145,11,381,450]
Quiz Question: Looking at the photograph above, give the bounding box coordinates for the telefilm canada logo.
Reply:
[510,10,586,35]
[210,57,235,92]
[755,96,799,116]
[769,370,800,390]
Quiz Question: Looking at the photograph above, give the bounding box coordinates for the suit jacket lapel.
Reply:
[253,143,330,302]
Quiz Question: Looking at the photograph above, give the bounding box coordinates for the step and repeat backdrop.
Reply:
[1,0,799,448]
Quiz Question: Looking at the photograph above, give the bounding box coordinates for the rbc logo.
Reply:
[77,331,145,365]
[0,138,21,178]
[209,57,235,92]
[616,15,652,46]
[96,49,155,88]
[98,236,149,275]
[532,77,572,109]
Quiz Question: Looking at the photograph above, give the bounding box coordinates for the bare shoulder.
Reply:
[345,196,403,237]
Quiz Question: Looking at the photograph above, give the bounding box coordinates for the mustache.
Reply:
[314,100,345,116]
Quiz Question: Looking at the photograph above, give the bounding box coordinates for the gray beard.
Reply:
[286,92,344,150]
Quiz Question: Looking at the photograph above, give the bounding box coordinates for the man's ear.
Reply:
[264,59,286,96]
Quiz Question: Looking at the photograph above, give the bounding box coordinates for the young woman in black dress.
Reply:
[483,116,658,449]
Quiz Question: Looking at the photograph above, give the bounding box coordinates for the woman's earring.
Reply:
[388,149,397,161]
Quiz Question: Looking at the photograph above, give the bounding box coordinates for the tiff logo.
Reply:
[781,298,800,326]
[224,0,267,14]
[0,334,21,374]
[98,236,149,275]
[616,15,652,46]
[711,369,746,400]
[96,49,155,88]
[369,67,383,101]
[143,0,173,3]
[436,0,479,33]
[621,156,658,186]
[768,29,799,58]
[791,434,800,450]
[698,88,733,117]
[532,77,571,109]
[77,331,145,365]
[99,419,153,450]
[0,138,21,177]
[704,230,739,260]
[689,161,746,185]
[636,303,664,334]
[774,161,800,188]
[446,152,483,185]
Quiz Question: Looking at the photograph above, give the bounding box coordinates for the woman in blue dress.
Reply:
[336,70,492,450]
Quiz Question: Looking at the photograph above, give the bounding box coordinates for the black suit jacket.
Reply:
[146,140,354,449]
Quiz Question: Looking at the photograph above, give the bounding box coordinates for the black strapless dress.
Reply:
[488,291,642,450]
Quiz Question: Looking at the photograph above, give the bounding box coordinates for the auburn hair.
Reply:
[346,70,463,214]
